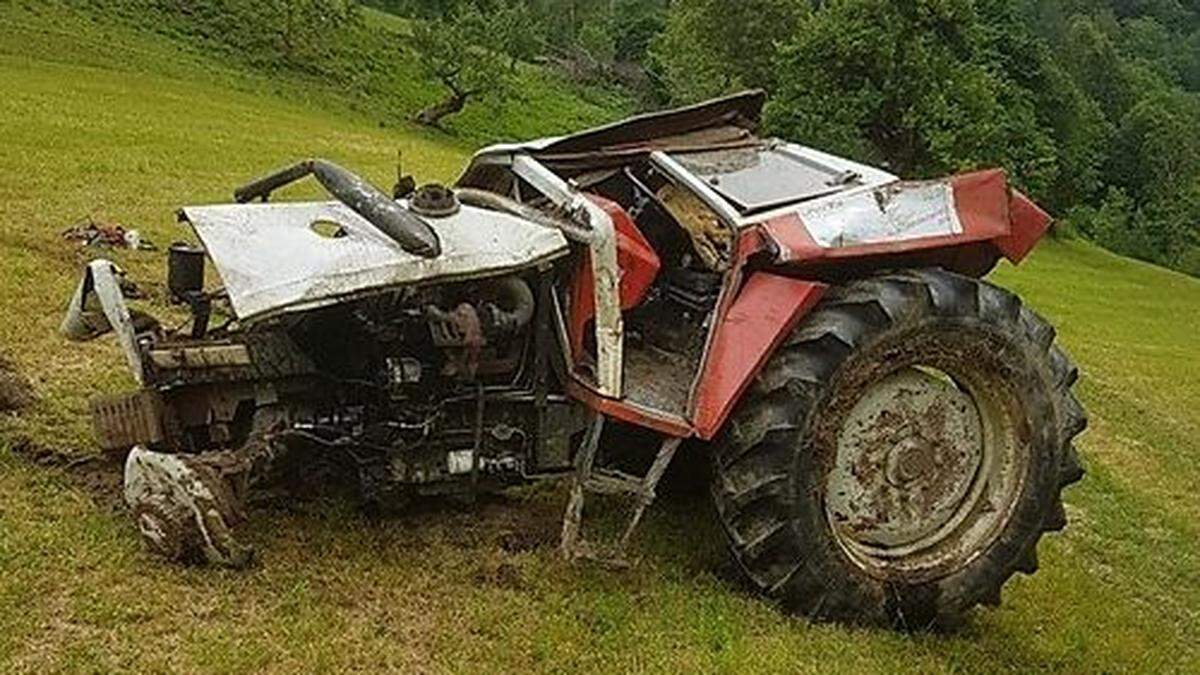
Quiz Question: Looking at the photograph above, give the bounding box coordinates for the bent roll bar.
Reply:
[234,159,441,258]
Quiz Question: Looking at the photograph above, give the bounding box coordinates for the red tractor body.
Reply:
[62,91,1083,627]
[455,91,1052,440]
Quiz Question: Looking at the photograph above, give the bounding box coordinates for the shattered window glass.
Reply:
[671,143,862,214]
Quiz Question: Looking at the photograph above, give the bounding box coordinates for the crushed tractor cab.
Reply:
[63,91,1085,628]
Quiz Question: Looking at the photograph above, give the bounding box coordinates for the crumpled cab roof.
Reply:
[459,90,768,185]
[480,90,764,157]
[457,91,896,223]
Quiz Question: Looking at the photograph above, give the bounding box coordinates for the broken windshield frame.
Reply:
[666,141,895,218]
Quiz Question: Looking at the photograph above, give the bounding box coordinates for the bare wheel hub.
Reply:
[825,365,1016,577]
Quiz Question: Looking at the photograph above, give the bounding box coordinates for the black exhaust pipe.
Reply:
[234,159,441,258]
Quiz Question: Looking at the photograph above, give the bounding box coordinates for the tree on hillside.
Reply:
[1091,89,1200,267]
[264,0,359,64]
[515,0,666,95]
[492,0,541,70]
[1177,30,1200,91]
[650,0,807,102]
[611,0,667,65]
[763,0,1058,193]
[409,3,532,127]
[383,0,460,16]
[150,0,360,71]
[388,0,1200,274]
[1110,90,1200,204]
[1061,14,1139,119]
[974,0,1113,211]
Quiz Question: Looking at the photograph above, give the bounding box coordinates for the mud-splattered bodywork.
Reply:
[458,90,1051,440]
[62,91,1055,568]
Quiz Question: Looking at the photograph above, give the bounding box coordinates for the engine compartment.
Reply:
[85,153,741,505]
[278,274,585,499]
[98,270,586,503]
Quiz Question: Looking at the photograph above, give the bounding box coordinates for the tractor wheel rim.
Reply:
[825,364,1022,578]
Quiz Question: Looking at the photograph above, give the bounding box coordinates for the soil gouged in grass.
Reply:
[0,355,35,412]
[2,5,1199,673]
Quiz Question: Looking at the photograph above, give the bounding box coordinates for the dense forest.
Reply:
[381,0,1200,276]
[61,0,1200,275]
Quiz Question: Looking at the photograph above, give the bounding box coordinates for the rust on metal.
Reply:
[148,344,252,370]
[814,327,1032,582]
[828,368,983,550]
[561,414,681,567]
[91,389,170,452]
[53,89,1069,624]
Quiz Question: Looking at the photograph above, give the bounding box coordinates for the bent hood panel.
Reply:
[181,201,568,323]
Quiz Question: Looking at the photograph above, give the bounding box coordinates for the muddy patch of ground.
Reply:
[381,489,564,553]
[474,560,526,591]
[10,433,566,560]
[486,494,564,553]
[0,354,35,412]
[4,345,123,510]
[9,439,127,511]
[14,436,564,523]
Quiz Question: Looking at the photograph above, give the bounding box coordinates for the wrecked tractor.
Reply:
[63,92,1086,627]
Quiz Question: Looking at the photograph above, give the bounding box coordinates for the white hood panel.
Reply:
[181,201,569,323]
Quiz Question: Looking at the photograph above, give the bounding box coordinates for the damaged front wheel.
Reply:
[123,442,279,568]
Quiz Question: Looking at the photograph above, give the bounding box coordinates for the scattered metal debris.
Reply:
[62,217,156,250]
[124,444,262,567]
[61,260,150,383]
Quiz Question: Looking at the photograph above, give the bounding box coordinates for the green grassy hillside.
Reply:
[4,2,627,143]
[1,5,1198,673]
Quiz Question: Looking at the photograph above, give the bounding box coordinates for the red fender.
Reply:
[567,195,661,362]
[691,272,827,440]
[994,189,1052,262]
[566,172,1049,441]
[758,169,1053,271]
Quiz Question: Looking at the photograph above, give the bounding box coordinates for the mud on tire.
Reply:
[711,268,1086,628]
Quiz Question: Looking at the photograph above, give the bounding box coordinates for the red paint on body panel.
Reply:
[949,169,1011,239]
[994,190,1052,262]
[567,195,661,361]
[756,169,1050,272]
[566,379,693,437]
[691,273,826,440]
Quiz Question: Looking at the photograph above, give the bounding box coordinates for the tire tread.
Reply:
[711,268,1086,627]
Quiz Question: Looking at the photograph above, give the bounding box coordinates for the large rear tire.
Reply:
[711,269,1086,628]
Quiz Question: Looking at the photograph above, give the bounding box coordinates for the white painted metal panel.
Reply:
[182,201,569,322]
[794,181,962,248]
[511,155,625,398]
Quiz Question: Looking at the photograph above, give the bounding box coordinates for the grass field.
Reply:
[1,5,1198,673]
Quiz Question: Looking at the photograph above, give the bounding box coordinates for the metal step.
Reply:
[560,413,682,567]
[582,468,647,497]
